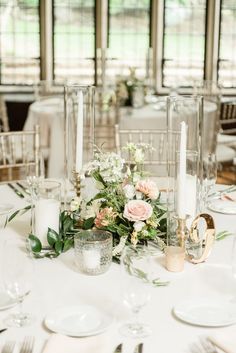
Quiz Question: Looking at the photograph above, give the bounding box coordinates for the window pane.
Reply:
[53,0,95,84]
[107,0,151,83]
[163,0,206,87]
[219,0,236,88]
[0,0,40,85]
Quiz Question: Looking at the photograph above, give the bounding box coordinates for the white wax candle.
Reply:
[177,121,187,219]
[34,199,60,246]
[83,249,100,270]
[75,91,84,173]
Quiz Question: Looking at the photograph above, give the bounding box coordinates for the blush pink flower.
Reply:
[95,207,117,228]
[136,180,159,200]
[123,200,153,222]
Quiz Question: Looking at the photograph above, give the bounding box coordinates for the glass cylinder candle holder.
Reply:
[74,230,113,275]
[64,84,95,182]
[167,150,199,249]
[32,180,61,246]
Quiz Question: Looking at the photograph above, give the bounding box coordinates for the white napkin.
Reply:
[208,328,236,353]
[42,333,112,353]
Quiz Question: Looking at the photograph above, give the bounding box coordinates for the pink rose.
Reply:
[136,180,159,200]
[123,200,153,222]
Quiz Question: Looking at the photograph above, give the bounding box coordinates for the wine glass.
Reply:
[1,239,34,327]
[119,245,152,338]
[202,153,218,207]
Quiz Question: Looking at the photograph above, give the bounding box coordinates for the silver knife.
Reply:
[113,344,122,353]
[16,182,31,195]
[7,183,25,198]
[134,343,143,353]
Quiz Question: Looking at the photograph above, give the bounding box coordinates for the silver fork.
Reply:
[19,336,35,353]
[190,337,218,353]
[1,341,15,353]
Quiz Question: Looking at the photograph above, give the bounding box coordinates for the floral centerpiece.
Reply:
[26,143,167,259]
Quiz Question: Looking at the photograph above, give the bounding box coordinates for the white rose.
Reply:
[123,184,135,199]
[70,197,82,212]
[134,148,144,163]
[134,221,145,232]
[135,191,143,199]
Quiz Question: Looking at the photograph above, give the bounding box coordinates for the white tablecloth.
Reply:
[0,183,236,353]
[24,98,65,179]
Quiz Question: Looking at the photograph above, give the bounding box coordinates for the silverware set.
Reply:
[1,337,34,353]
[190,337,218,353]
[113,343,143,353]
[7,182,29,199]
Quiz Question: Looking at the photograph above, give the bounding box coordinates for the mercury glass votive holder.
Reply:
[74,230,113,275]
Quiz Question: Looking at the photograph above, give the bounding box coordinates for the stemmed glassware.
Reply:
[202,153,218,207]
[119,245,152,338]
[1,239,34,327]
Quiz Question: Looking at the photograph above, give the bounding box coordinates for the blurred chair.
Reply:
[217,100,236,184]
[95,87,118,152]
[218,100,236,147]
[0,125,40,181]
[115,124,180,182]
[34,80,64,101]
[0,95,9,132]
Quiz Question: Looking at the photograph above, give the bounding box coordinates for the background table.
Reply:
[24,97,65,179]
[0,183,236,353]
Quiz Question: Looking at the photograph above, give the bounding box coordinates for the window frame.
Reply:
[0,0,236,96]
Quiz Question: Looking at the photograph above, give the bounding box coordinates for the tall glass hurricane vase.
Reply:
[64,84,95,183]
[166,96,203,247]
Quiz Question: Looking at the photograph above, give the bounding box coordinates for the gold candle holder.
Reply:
[73,170,81,197]
[176,216,189,248]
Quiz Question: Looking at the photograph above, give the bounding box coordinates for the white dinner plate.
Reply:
[0,203,14,216]
[208,200,236,215]
[173,299,236,327]
[44,305,113,337]
[0,291,18,311]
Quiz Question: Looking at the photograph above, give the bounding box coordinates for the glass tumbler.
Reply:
[74,229,113,275]
[32,180,61,246]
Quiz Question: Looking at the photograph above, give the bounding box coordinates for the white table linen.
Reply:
[0,183,236,353]
[24,98,65,179]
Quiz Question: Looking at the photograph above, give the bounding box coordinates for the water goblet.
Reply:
[1,239,34,327]
[202,153,218,208]
[119,245,152,338]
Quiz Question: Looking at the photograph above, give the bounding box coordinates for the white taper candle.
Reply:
[75,90,84,173]
[177,121,187,218]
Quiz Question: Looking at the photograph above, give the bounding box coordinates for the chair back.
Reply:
[0,125,40,181]
[115,124,180,174]
[220,100,236,135]
[95,87,118,152]
[0,96,9,132]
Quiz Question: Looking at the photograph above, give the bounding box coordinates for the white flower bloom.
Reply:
[123,184,135,199]
[134,148,144,163]
[134,221,145,232]
[70,197,82,212]
[135,191,143,200]
[80,199,101,220]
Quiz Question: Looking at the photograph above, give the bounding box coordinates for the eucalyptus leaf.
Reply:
[55,240,63,254]
[47,228,59,246]
[83,217,95,230]
[28,234,42,253]
[63,238,74,252]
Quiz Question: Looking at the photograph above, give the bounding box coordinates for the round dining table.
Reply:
[0,181,236,353]
[23,97,65,179]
